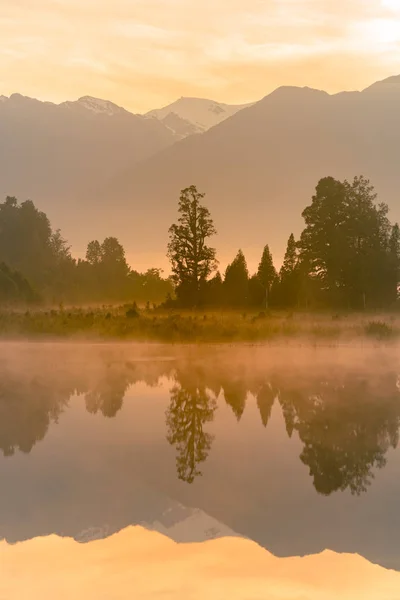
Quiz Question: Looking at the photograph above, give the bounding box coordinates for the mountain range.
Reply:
[145,97,253,138]
[1,75,400,270]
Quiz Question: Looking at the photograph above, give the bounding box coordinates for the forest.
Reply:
[0,174,399,314]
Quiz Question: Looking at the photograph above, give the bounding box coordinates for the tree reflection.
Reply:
[1,348,400,498]
[256,383,277,428]
[166,369,217,483]
[0,373,70,456]
[0,354,172,457]
[222,377,248,421]
[84,363,131,418]
[278,373,400,495]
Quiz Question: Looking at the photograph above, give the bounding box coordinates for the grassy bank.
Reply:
[0,306,399,343]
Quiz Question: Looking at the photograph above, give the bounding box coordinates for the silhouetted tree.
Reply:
[168,186,217,307]
[278,234,299,307]
[204,271,224,306]
[86,240,102,266]
[256,245,277,309]
[0,263,38,304]
[299,176,396,308]
[388,223,400,304]
[224,249,249,307]
[0,196,73,296]
[248,274,265,307]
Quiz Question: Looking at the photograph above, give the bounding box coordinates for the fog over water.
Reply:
[1,341,400,577]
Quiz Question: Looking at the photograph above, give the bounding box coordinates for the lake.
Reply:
[1,342,399,576]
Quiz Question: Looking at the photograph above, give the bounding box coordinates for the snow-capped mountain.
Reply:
[62,96,129,116]
[142,504,241,544]
[103,75,400,271]
[0,93,177,235]
[145,97,254,138]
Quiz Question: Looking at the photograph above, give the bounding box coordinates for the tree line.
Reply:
[168,178,400,310]
[1,174,399,309]
[0,196,172,305]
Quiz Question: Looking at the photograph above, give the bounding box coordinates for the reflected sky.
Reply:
[2,526,400,600]
[0,342,400,572]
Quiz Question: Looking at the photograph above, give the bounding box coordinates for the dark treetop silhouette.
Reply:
[1,175,398,309]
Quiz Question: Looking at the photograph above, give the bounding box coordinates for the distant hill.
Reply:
[0,94,178,247]
[97,75,400,270]
[2,77,400,271]
[145,97,254,138]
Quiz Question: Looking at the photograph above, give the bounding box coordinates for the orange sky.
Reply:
[1,0,400,111]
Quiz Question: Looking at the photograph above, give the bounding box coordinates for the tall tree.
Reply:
[168,186,217,307]
[86,240,102,266]
[278,234,299,307]
[83,237,130,301]
[224,249,249,307]
[388,223,400,304]
[299,176,348,305]
[0,196,75,299]
[299,175,394,308]
[256,245,277,309]
[100,237,129,280]
[0,197,53,286]
[280,234,297,279]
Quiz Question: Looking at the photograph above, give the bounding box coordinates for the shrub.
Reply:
[126,306,139,319]
[365,321,394,340]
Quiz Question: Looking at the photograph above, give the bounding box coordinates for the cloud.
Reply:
[0,0,399,111]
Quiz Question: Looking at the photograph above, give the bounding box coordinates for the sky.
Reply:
[2,525,400,599]
[1,0,400,112]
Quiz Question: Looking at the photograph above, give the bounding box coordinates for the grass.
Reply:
[364,320,396,340]
[0,306,399,343]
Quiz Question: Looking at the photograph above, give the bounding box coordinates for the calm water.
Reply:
[1,342,400,570]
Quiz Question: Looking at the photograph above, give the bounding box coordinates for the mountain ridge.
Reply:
[1,74,400,270]
[96,74,400,270]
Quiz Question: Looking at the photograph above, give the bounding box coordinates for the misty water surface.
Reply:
[0,342,399,570]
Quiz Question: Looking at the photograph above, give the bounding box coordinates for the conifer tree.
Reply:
[224,249,249,307]
[256,244,277,309]
[278,234,299,307]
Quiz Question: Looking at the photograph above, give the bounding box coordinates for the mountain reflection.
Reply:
[1,347,400,496]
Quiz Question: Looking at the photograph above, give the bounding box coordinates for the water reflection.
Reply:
[1,345,400,497]
[0,369,70,457]
[1,344,400,571]
[166,368,217,483]
[167,364,400,491]
[2,526,400,599]
[280,374,400,496]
